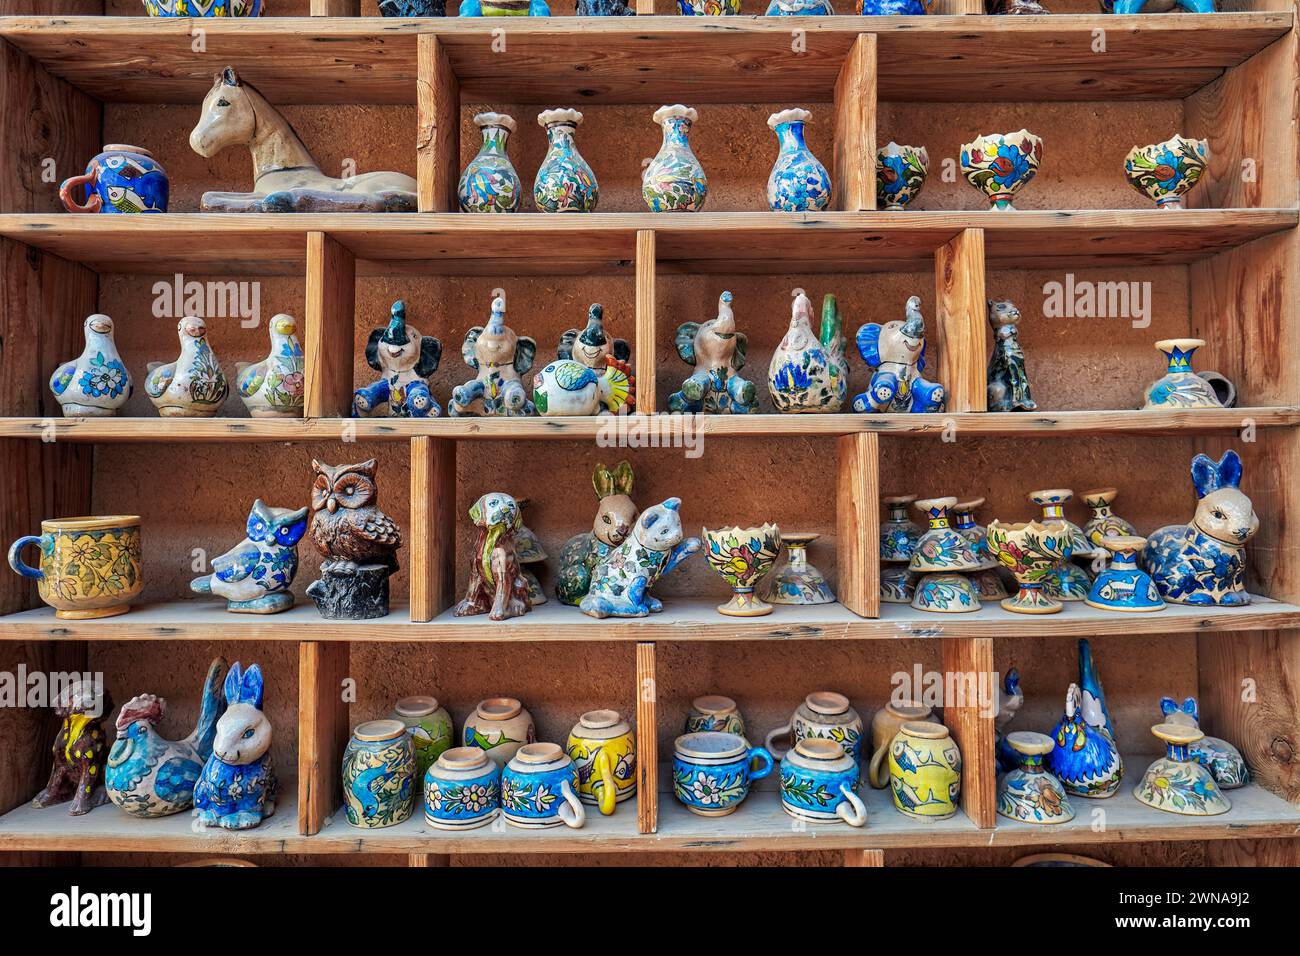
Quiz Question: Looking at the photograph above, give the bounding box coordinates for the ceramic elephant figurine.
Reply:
[353,301,443,418]
[580,498,701,618]
[1143,450,1258,606]
[668,291,758,414]
[449,295,537,417]
[851,296,946,413]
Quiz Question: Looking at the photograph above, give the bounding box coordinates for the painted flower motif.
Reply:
[79,353,128,399]
[991,143,1032,188]
[691,771,722,805]
[462,783,492,812]
[426,783,444,811]
[531,783,556,813]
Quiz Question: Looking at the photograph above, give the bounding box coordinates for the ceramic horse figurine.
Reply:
[190,67,418,213]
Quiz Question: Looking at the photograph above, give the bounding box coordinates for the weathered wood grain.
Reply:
[305,231,357,419]
[298,641,350,837]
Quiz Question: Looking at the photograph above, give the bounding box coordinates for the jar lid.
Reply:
[805,691,850,716]
[692,695,736,716]
[793,738,845,761]
[513,742,563,765]
[580,709,622,730]
[354,719,406,742]
[436,747,491,771]
[395,695,439,717]
[477,697,522,721]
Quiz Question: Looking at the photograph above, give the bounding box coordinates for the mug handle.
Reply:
[763,722,793,760]
[867,745,891,790]
[594,749,617,817]
[8,535,46,580]
[558,780,586,829]
[747,746,775,782]
[59,172,102,214]
[836,783,868,828]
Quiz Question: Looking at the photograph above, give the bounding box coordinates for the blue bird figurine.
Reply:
[1077,638,1115,740]
[191,500,309,614]
[1046,682,1123,798]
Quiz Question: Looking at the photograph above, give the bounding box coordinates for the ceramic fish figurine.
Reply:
[190,500,310,614]
[557,462,639,606]
[580,499,702,618]
[455,493,533,621]
[1046,682,1123,798]
[1159,696,1249,788]
[50,314,133,417]
[852,296,945,413]
[236,313,304,418]
[33,679,112,816]
[985,298,1036,412]
[194,662,276,830]
[145,316,229,417]
[1143,450,1257,605]
[450,295,538,417]
[768,290,848,413]
[353,300,442,418]
[669,291,757,414]
[106,658,227,818]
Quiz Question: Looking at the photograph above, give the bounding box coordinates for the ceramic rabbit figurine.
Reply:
[33,680,112,816]
[353,301,443,418]
[193,662,276,830]
[145,316,229,417]
[190,500,310,614]
[768,289,848,413]
[454,492,532,621]
[557,461,639,605]
[851,296,946,413]
[1144,450,1258,606]
[236,313,304,418]
[669,291,757,414]
[986,298,1037,412]
[1159,696,1249,788]
[449,295,538,417]
[50,314,133,416]
[580,498,702,618]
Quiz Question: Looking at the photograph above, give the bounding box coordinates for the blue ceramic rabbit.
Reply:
[851,296,945,413]
[193,662,276,830]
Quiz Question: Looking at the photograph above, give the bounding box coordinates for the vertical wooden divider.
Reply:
[305,232,356,419]
[832,34,877,212]
[410,436,458,622]
[844,849,885,867]
[634,0,655,12]
[942,637,996,829]
[298,641,350,836]
[836,432,879,618]
[635,230,657,414]
[410,852,451,867]
[417,34,461,214]
[636,642,658,834]
[310,0,360,14]
[934,228,987,413]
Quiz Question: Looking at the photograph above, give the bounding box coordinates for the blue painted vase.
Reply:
[143,0,261,14]
[779,738,867,826]
[766,0,835,12]
[425,746,501,830]
[534,109,599,213]
[1086,535,1164,612]
[458,113,523,213]
[59,144,168,215]
[858,0,929,11]
[673,731,773,816]
[500,743,585,828]
[343,719,416,829]
[766,109,831,213]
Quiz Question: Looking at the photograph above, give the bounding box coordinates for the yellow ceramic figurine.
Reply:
[8,516,143,619]
[565,710,637,815]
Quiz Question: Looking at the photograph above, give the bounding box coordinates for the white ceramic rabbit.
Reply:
[193,661,276,829]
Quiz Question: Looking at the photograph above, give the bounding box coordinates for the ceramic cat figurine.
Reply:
[669,291,757,414]
[146,316,229,417]
[50,314,133,417]
[557,462,639,606]
[851,296,945,413]
[986,298,1037,412]
[190,500,310,614]
[193,662,276,830]
[449,295,538,417]
[237,313,304,418]
[353,300,442,418]
[768,290,848,413]
[580,498,701,618]
[1143,450,1257,606]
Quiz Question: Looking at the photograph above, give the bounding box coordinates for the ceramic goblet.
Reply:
[997,731,1075,825]
[704,524,782,616]
[1085,536,1165,612]
[986,520,1073,614]
[876,142,929,211]
[1123,134,1208,210]
[960,129,1042,210]
[761,532,835,605]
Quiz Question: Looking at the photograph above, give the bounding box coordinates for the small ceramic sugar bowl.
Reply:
[424,746,501,831]
[764,691,863,764]
[672,731,773,817]
[500,742,586,829]
[566,709,637,815]
[779,738,867,827]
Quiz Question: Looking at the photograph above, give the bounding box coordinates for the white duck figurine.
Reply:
[236,313,305,418]
[145,316,228,417]
[49,313,133,417]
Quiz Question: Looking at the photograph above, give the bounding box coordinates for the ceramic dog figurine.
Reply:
[986,298,1037,412]
[557,462,639,606]
[852,296,946,413]
[449,295,538,417]
[455,492,533,621]
[353,301,442,418]
[669,291,757,414]
[33,679,111,816]
[1144,450,1257,606]
[190,500,310,613]
[194,662,276,830]
[580,498,701,618]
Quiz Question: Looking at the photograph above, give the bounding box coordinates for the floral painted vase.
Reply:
[1124,134,1208,210]
[59,144,169,214]
[50,314,132,417]
[704,523,782,616]
[146,316,229,417]
[458,113,523,213]
[534,108,599,213]
[867,700,936,787]
[8,516,143,620]
[463,697,536,767]
[391,696,454,784]
[876,142,928,210]
[764,691,863,762]
[1134,723,1230,816]
[768,291,848,413]
[766,0,835,11]
[342,719,416,829]
[677,0,739,11]
[961,129,1042,210]
[760,532,835,605]
[1085,536,1164,612]
[643,105,707,212]
[1142,338,1222,409]
[779,739,866,826]
[237,313,304,418]
[1047,682,1123,798]
[997,731,1074,824]
[673,731,773,816]
[884,721,961,820]
[909,498,981,573]
[1159,696,1248,789]
[858,0,930,10]
[566,709,637,814]
[424,747,501,830]
[880,565,918,604]
[766,108,831,212]
[880,494,920,562]
[685,695,745,737]
[1029,488,1101,601]
[986,519,1072,614]
[1081,487,1137,546]
[143,0,262,13]
[500,743,585,829]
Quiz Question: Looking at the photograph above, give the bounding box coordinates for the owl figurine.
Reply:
[191,500,309,615]
[306,458,403,620]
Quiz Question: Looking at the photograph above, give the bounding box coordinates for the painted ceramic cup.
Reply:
[880,494,920,562]
[880,564,918,604]
[761,532,835,605]
[704,523,782,617]
[876,142,929,210]
[987,519,1073,614]
[685,695,745,737]
[884,721,961,820]
[8,516,143,619]
[424,747,501,830]
[867,700,937,788]
[960,129,1042,210]
[912,572,981,613]
[1134,723,1231,816]
[391,696,454,783]
[1124,134,1208,210]
[1143,338,1224,409]
[1086,536,1165,612]
[779,739,867,827]
[463,697,535,767]
[766,108,831,212]
[534,108,599,213]
[1081,487,1138,547]
[60,145,169,214]
[143,0,261,13]
[342,719,416,830]
[672,731,773,816]
[764,691,863,763]
[643,105,708,212]
[909,498,981,573]
[997,731,1075,825]
[458,113,523,213]
[500,742,586,829]
[677,0,740,11]
[566,709,637,814]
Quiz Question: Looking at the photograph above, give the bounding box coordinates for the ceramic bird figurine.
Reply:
[145,316,229,417]
[557,304,632,371]
[307,458,402,620]
[50,314,133,417]
[193,661,276,830]
[190,500,310,614]
[1077,638,1115,741]
[454,492,532,621]
[106,658,227,818]
[1046,682,1123,798]
[353,300,442,418]
[669,291,757,414]
[535,303,636,416]
[236,313,305,418]
[768,289,848,413]
[33,679,112,816]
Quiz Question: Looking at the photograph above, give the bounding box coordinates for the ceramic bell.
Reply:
[961,129,1042,210]
[760,532,835,605]
[1081,487,1137,546]
[534,108,599,213]
[191,500,309,614]
[1142,338,1223,409]
[50,314,133,417]
[880,494,920,562]
[997,731,1074,824]
[1134,723,1230,816]
[704,524,782,616]
[236,313,304,418]
[459,113,523,213]
[1085,536,1164,612]
[766,108,831,212]
[1159,696,1249,789]
[669,291,758,414]
[768,290,848,413]
[145,316,228,417]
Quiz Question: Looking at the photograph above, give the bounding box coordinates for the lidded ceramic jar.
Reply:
[779,738,866,827]
[566,709,636,815]
[883,720,961,820]
[765,691,863,763]
[500,742,586,829]
[868,700,936,788]
[534,108,599,213]
[458,112,523,213]
[341,719,416,830]
[684,694,745,737]
[424,746,501,831]
[463,697,535,767]
[642,105,707,212]
[391,695,454,783]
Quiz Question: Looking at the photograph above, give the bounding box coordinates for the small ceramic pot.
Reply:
[424,747,501,830]
[60,144,169,214]
[761,532,835,605]
[1134,723,1231,816]
[534,108,599,213]
[1081,487,1138,547]
[766,108,831,212]
[9,516,143,619]
[458,113,523,213]
[685,695,745,737]
[779,739,866,827]
[143,0,261,14]
[876,142,929,210]
[880,565,918,604]
[643,105,707,212]
[880,494,920,562]
[672,732,773,816]
[1123,134,1208,210]
[997,731,1075,824]
[704,524,782,617]
[1143,338,1224,409]
[912,572,981,613]
[500,743,585,829]
[883,721,961,820]
[1086,536,1165,612]
[960,129,1042,210]
[566,709,637,814]
[342,719,416,830]
[764,691,863,763]
[867,701,937,788]
[909,497,981,573]
[392,695,454,783]
[1197,370,1238,408]
[986,519,1073,614]
[463,697,535,767]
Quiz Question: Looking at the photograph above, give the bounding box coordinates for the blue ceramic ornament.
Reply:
[766,109,831,213]
[191,500,309,614]
[193,662,276,830]
[1086,536,1164,612]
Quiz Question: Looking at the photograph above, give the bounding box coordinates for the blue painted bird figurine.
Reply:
[1046,682,1123,798]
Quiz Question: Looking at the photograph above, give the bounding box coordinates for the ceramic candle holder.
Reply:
[761,532,835,605]
[909,497,982,573]
[704,523,782,616]
[881,494,920,562]
[1081,487,1138,546]
[672,731,773,816]
[1086,536,1165,612]
[1134,723,1231,816]
[986,519,1073,614]
[961,129,1042,210]
[876,142,929,210]
[342,719,416,830]
[779,739,866,827]
[997,731,1075,824]
[952,498,998,569]
[1030,488,1100,601]
[424,747,501,831]
[1123,134,1208,210]
[1143,338,1223,409]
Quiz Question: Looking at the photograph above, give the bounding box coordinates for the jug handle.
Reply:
[836,784,868,828]
[8,535,45,580]
[558,780,586,829]
[595,749,617,817]
[59,172,102,214]
[867,745,890,790]
[763,722,793,760]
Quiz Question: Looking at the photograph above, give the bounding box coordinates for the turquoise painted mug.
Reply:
[672,731,773,817]
[500,743,584,829]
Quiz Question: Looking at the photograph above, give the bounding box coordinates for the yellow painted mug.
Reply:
[566,710,636,815]
[8,516,142,619]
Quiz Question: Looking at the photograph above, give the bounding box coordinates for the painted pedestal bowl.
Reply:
[1123,134,1208,210]
[881,565,918,604]
[876,142,929,211]
[997,731,1075,825]
[704,524,782,616]
[986,519,1073,614]
[960,129,1042,210]
[1086,536,1165,612]
[1030,489,1102,602]
[1134,723,1231,816]
[761,532,835,605]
